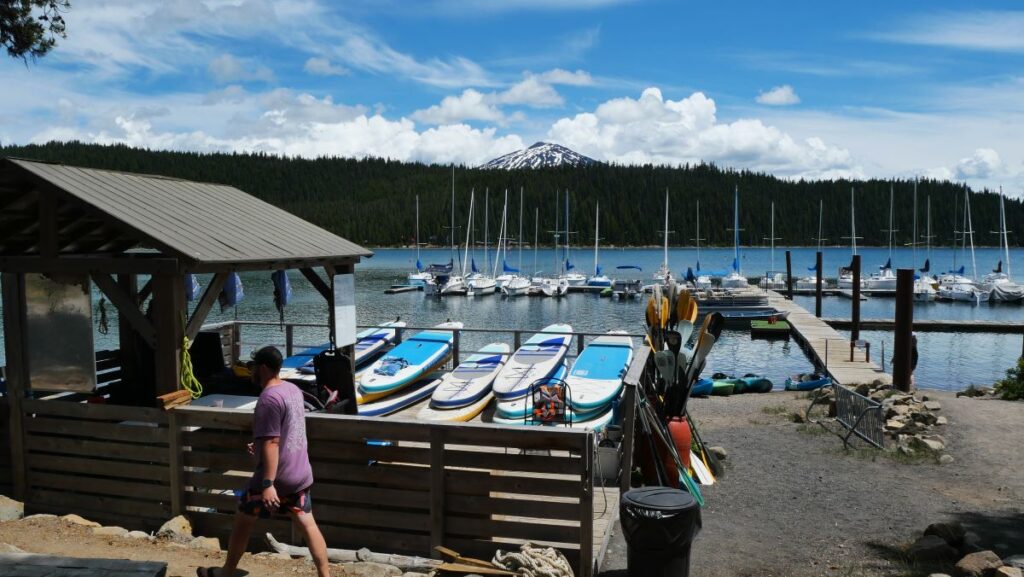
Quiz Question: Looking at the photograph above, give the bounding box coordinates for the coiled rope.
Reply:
[492,543,574,577]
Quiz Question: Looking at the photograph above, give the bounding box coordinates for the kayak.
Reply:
[429,343,509,409]
[711,381,735,396]
[733,375,773,394]
[492,324,573,400]
[567,331,634,411]
[417,392,494,422]
[359,322,462,398]
[690,378,713,397]
[784,373,832,391]
[494,365,568,419]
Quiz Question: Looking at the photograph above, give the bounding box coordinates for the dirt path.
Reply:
[600,391,1024,577]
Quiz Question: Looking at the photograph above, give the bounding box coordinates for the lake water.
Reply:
[2,246,1021,391]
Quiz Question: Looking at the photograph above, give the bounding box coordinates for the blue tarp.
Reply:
[503,260,519,273]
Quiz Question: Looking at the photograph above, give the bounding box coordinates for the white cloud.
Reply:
[954,148,1004,179]
[433,0,632,13]
[208,54,274,84]
[335,34,493,88]
[495,77,564,107]
[537,68,594,86]
[548,87,856,179]
[756,85,800,106]
[411,90,505,125]
[304,57,349,76]
[874,10,1024,52]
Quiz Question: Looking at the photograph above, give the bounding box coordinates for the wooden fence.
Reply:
[0,398,10,496]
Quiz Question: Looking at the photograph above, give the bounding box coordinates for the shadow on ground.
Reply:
[951,510,1024,558]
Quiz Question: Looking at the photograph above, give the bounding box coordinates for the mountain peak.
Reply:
[481,142,597,169]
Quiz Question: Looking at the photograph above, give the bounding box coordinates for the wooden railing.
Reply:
[0,397,10,496]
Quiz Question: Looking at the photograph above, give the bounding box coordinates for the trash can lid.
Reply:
[622,487,697,513]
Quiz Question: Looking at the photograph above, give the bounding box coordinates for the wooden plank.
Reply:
[578,430,595,577]
[446,469,581,498]
[299,267,332,301]
[182,449,254,471]
[314,484,428,510]
[444,449,581,475]
[25,435,170,463]
[307,442,430,465]
[151,273,186,396]
[92,273,157,349]
[446,494,580,521]
[185,273,228,343]
[183,471,250,492]
[446,516,580,544]
[442,425,589,452]
[21,399,166,423]
[181,429,251,451]
[184,490,238,512]
[25,417,168,444]
[27,488,170,520]
[429,428,446,556]
[174,406,253,430]
[0,552,167,576]
[2,272,28,500]
[25,454,170,483]
[314,503,431,533]
[619,372,638,495]
[166,408,184,517]
[27,471,169,501]
[311,462,430,487]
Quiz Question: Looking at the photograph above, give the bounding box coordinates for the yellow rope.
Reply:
[180,335,203,399]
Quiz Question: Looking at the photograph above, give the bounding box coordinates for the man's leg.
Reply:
[291,512,330,577]
[220,511,258,576]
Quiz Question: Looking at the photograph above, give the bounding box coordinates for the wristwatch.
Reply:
[261,478,274,489]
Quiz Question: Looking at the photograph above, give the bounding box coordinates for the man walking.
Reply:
[198,346,330,577]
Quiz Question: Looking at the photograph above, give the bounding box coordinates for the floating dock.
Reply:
[824,318,1024,334]
[767,291,891,386]
[384,284,423,294]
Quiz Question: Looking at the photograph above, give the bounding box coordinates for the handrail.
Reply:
[204,319,648,339]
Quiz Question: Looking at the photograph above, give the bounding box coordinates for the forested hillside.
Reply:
[2,141,1019,248]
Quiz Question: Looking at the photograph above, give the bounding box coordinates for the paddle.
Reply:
[662,330,684,409]
[641,399,704,506]
[686,407,724,479]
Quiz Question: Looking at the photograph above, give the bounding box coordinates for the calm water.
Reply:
[2,246,1021,391]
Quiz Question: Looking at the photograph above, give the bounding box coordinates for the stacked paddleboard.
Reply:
[492,324,573,401]
[357,321,462,416]
[280,320,406,384]
[416,343,510,422]
[563,331,634,430]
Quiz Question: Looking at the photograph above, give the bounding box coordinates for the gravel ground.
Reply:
[599,390,1024,577]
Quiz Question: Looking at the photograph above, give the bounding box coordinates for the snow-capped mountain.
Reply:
[481,142,597,169]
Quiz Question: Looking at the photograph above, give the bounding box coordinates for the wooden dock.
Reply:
[767,291,891,386]
[824,318,1024,334]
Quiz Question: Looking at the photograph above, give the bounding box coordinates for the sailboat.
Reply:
[587,203,612,288]
[467,189,497,296]
[689,200,712,289]
[502,188,531,297]
[532,190,568,297]
[563,190,587,287]
[938,188,988,304]
[653,189,673,285]
[909,181,937,302]
[440,190,473,296]
[982,189,1024,302]
[407,194,433,287]
[837,187,865,289]
[865,184,899,291]
[796,199,826,291]
[721,185,749,288]
[424,167,459,296]
[759,201,786,289]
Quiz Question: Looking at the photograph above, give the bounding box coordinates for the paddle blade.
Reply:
[645,296,657,329]
[660,297,670,329]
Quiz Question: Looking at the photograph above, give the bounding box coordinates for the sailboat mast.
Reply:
[451,166,456,261]
[733,185,740,272]
[851,187,858,256]
[493,190,508,278]
[564,189,570,271]
[966,189,978,280]
[663,189,669,270]
[817,198,824,251]
[518,187,524,273]
[461,191,475,276]
[483,188,489,274]
[912,180,918,270]
[926,194,932,262]
[534,207,539,277]
[553,189,560,276]
[695,200,701,268]
[888,184,895,266]
[1001,190,1011,279]
[594,203,600,276]
[415,194,420,269]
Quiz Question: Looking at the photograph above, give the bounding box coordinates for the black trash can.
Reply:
[620,487,702,577]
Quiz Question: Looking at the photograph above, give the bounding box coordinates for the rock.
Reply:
[189,536,221,551]
[708,446,728,460]
[914,411,939,426]
[995,568,1023,577]
[939,454,956,465]
[893,394,914,405]
[791,412,806,424]
[937,416,948,426]
[21,513,57,522]
[888,405,912,418]
[92,526,129,537]
[907,535,960,563]
[929,574,953,577]
[334,562,402,577]
[886,419,906,431]
[955,550,1003,577]
[0,543,24,553]
[157,515,192,541]
[60,514,100,527]
[908,436,945,453]
[1004,555,1024,570]
[855,383,871,396]
[401,573,430,577]
[126,531,153,540]
[924,401,942,411]
[0,496,23,522]
[924,522,966,548]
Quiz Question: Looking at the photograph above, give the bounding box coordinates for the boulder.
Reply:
[914,412,939,426]
[334,562,403,577]
[157,515,193,541]
[0,496,23,522]
[908,436,945,453]
[955,550,1003,577]
[907,535,960,563]
[21,514,57,522]
[708,446,728,461]
[855,383,871,396]
[888,405,912,418]
[60,514,100,528]
[939,454,956,465]
[924,401,942,411]
[189,536,222,551]
[1002,555,1024,570]
[126,531,153,540]
[924,522,966,548]
[92,526,129,537]
[886,419,906,432]
[995,568,1023,577]
[937,416,949,426]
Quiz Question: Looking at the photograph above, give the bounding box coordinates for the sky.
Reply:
[2,0,1024,193]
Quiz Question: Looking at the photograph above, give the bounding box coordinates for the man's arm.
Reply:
[260,436,281,506]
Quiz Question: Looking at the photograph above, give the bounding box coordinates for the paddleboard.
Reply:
[359,322,462,397]
[417,392,494,422]
[492,324,572,400]
[358,378,440,417]
[567,331,634,411]
[430,343,510,409]
[353,321,406,366]
[491,406,615,431]
[494,365,568,418]
[690,449,715,486]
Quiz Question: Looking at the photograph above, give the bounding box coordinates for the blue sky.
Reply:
[2,0,1023,191]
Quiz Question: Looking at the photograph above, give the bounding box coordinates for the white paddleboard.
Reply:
[417,392,494,422]
[354,321,406,366]
[430,343,509,409]
[492,323,572,400]
[567,331,633,411]
[494,364,568,418]
[491,407,615,431]
[358,378,440,417]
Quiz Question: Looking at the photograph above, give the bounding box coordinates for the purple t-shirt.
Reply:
[251,382,314,494]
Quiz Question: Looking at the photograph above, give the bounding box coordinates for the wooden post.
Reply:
[893,269,914,392]
[151,274,186,396]
[452,330,460,369]
[579,430,595,577]
[619,379,637,494]
[1,273,28,500]
[513,331,521,352]
[815,251,823,318]
[785,250,793,300]
[285,324,294,358]
[429,428,445,557]
[166,409,184,517]
[851,255,861,342]
[231,323,242,365]
[577,332,585,357]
